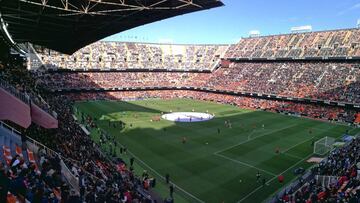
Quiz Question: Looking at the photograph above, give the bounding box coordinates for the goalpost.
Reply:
[313,136,335,156]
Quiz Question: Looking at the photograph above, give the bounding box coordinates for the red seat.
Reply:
[27,149,35,163]
[7,192,17,203]
[15,144,23,158]
[3,146,12,166]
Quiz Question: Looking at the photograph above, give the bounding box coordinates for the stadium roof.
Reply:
[0,0,223,54]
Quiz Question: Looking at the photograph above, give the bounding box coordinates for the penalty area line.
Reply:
[214,153,277,177]
[215,124,298,154]
[281,136,315,155]
[236,126,359,202]
[236,153,313,203]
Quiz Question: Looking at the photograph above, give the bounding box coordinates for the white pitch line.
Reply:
[113,143,205,203]
[282,152,303,160]
[237,129,360,203]
[247,129,258,140]
[215,124,298,154]
[237,153,313,203]
[135,157,205,203]
[282,136,314,154]
[214,153,277,177]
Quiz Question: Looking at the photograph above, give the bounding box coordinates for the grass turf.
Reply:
[74,98,360,203]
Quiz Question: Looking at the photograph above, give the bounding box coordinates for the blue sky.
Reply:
[103,0,360,44]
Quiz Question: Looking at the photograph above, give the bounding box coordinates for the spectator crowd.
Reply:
[32,28,360,72]
[34,42,228,71]
[225,28,360,59]
[1,60,156,203]
[37,61,360,119]
[208,61,360,104]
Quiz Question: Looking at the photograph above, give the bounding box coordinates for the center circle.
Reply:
[162,112,214,122]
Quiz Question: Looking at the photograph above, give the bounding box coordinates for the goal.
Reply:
[313,136,335,156]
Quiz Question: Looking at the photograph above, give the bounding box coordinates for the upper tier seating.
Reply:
[224,28,360,59]
[34,42,229,71]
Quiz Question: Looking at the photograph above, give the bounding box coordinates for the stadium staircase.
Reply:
[27,43,45,70]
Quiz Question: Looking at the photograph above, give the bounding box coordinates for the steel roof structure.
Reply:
[0,0,223,54]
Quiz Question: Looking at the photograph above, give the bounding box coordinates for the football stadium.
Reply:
[1,0,360,202]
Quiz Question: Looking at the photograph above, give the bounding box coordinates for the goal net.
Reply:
[313,136,335,156]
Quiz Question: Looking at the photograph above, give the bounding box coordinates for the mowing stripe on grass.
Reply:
[237,153,313,203]
[215,124,298,154]
[282,152,304,160]
[76,99,359,203]
[238,129,360,203]
[282,136,314,154]
[121,146,205,203]
[214,153,277,177]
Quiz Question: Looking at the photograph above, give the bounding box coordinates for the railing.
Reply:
[0,122,80,193]
[0,78,30,104]
[25,136,80,193]
[315,175,339,187]
[266,170,315,203]
[0,78,57,118]
[0,121,22,136]
[60,160,80,192]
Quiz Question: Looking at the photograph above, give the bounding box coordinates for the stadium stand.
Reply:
[224,28,360,59]
[208,61,360,104]
[0,57,158,202]
[33,42,229,71]
[1,27,360,203]
[0,67,58,129]
[38,60,360,104]
[0,121,69,203]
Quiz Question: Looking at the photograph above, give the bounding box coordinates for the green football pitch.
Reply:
[74,98,360,203]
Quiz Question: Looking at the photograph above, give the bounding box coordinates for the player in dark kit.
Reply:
[256,171,261,182]
[182,137,187,144]
[275,146,280,154]
[169,184,174,198]
[130,157,134,166]
[262,178,266,186]
[166,173,170,184]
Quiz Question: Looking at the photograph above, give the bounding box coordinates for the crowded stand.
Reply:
[1,61,158,202]
[25,94,155,203]
[224,28,360,59]
[38,71,210,89]
[34,42,228,71]
[0,62,55,115]
[38,61,360,104]
[208,61,360,104]
[0,129,73,203]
